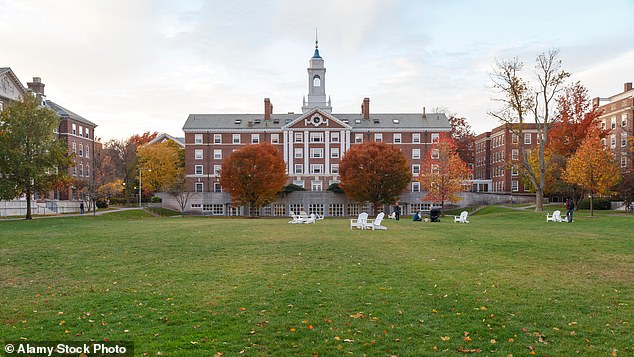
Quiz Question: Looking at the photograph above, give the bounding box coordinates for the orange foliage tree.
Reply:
[418,135,470,212]
[137,141,185,192]
[339,142,411,212]
[562,128,621,215]
[219,143,287,217]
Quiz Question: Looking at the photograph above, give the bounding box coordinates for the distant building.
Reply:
[593,82,633,173]
[147,133,185,148]
[180,42,451,216]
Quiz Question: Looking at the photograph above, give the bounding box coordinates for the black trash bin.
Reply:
[430,208,440,222]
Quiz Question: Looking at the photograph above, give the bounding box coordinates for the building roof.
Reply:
[0,67,29,98]
[147,133,185,147]
[183,112,450,131]
[45,100,97,127]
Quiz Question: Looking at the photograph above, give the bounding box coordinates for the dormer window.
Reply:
[273,119,280,124]
[392,119,400,124]
[313,75,321,87]
[254,119,261,124]
[234,119,242,125]
[355,119,361,124]
[373,119,380,124]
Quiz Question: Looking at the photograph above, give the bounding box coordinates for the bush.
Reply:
[578,197,611,210]
[327,182,344,194]
[96,200,108,209]
[151,196,163,203]
[281,184,306,194]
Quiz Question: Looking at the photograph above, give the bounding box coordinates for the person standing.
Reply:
[565,198,574,222]
[394,203,401,221]
[80,201,85,215]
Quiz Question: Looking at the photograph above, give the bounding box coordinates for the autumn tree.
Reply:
[418,135,471,212]
[168,173,191,217]
[219,143,287,217]
[489,49,570,212]
[449,116,475,166]
[562,128,621,216]
[0,95,72,220]
[137,140,185,193]
[339,142,411,212]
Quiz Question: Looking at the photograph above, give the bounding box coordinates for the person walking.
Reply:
[565,198,574,222]
[394,203,401,221]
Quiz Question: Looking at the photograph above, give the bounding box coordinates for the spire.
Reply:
[312,28,321,58]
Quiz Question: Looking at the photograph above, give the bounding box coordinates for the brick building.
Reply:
[473,123,540,193]
[593,82,633,173]
[180,42,451,216]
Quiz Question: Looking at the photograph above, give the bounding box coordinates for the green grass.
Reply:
[1,208,632,355]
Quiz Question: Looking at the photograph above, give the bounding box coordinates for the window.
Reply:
[611,116,616,129]
[412,164,421,175]
[354,134,363,143]
[214,182,222,192]
[622,114,628,127]
[347,203,359,216]
[79,126,83,137]
[294,132,303,143]
[294,164,303,174]
[78,144,83,157]
[195,149,203,160]
[310,148,323,158]
[431,133,439,143]
[85,128,89,138]
[292,181,305,189]
[310,164,323,174]
[393,133,402,144]
[431,149,439,159]
[511,166,519,176]
[313,76,321,87]
[431,164,439,174]
[79,163,84,177]
[601,120,606,130]
[331,132,339,143]
[195,183,203,192]
[329,203,344,217]
[601,138,607,147]
[72,165,77,176]
[195,134,203,144]
[213,149,222,159]
[85,164,90,177]
[412,149,420,159]
[214,134,222,144]
[412,181,420,192]
[251,134,259,144]
[72,142,76,154]
[374,133,383,142]
[232,134,240,144]
[72,124,77,135]
[310,132,324,142]
[610,134,616,148]
[512,180,519,192]
[413,133,421,144]
[331,147,339,158]
[85,147,90,158]
[294,148,303,159]
[512,134,518,144]
[195,165,203,175]
[331,164,339,174]
[214,165,221,176]
[524,133,531,144]
[271,134,279,144]
[622,133,628,147]
[621,154,628,168]
[311,181,323,191]
[512,149,518,160]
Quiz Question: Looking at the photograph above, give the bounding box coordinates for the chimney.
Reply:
[264,98,273,120]
[361,98,370,119]
[592,97,600,108]
[27,77,45,95]
[625,82,633,92]
[422,106,426,118]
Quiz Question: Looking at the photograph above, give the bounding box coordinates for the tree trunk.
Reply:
[25,186,32,220]
[534,188,544,212]
[590,192,594,216]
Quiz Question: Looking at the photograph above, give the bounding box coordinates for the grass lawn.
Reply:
[1,208,632,356]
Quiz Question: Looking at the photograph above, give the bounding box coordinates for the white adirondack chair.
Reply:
[288,211,306,224]
[387,212,396,219]
[546,210,563,222]
[453,211,469,223]
[350,212,369,230]
[303,214,316,224]
[367,212,387,230]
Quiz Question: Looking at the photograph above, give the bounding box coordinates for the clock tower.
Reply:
[302,36,332,113]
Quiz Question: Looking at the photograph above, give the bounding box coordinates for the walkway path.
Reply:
[0,207,140,221]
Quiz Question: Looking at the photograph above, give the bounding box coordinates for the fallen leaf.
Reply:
[490,339,496,344]
[289,327,296,332]
[464,336,472,342]
[307,325,313,330]
[457,347,482,353]
[344,339,354,343]
[350,313,366,319]
[568,321,577,326]
[441,336,450,341]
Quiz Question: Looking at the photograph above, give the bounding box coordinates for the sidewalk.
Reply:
[0,207,141,221]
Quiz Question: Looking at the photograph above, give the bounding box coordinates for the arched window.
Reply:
[313,75,321,87]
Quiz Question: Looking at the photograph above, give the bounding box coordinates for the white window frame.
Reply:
[412,149,420,159]
[195,149,203,160]
[214,182,222,193]
[232,134,241,144]
[271,133,279,144]
[85,163,90,177]
[72,124,77,135]
[251,134,260,144]
[431,133,439,143]
[214,165,221,176]
[621,154,628,168]
[512,180,519,192]
[195,183,203,192]
[293,180,305,188]
[294,164,303,174]
[611,116,616,129]
[310,148,323,158]
[331,147,339,159]
[524,133,531,144]
[294,148,303,159]
[294,132,303,143]
[622,114,628,127]
[621,133,627,147]
[431,149,440,160]
[85,146,90,158]
[85,128,89,138]
[412,164,421,175]
[311,180,323,191]
[512,149,518,161]
[412,181,420,192]
[195,134,203,144]
[610,134,616,149]
[214,134,222,144]
[214,149,222,160]
[310,164,323,174]
[354,134,363,143]
[412,133,421,144]
[393,133,402,144]
[331,164,339,174]
[310,132,324,143]
[78,144,83,157]
[331,132,340,143]
[374,133,383,142]
[195,165,203,175]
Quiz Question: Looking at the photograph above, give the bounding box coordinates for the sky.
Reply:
[1,0,633,141]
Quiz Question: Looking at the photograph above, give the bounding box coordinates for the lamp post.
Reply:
[139,168,151,209]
